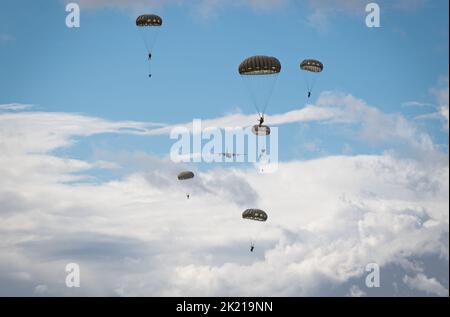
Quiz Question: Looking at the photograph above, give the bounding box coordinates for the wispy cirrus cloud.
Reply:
[402,101,436,108]
[0,103,33,112]
[0,110,164,154]
[431,77,449,131]
[408,77,449,131]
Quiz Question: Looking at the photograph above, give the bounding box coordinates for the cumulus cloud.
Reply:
[0,90,448,296]
[348,285,366,297]
[403,273,449,297]
[2,152,447,296]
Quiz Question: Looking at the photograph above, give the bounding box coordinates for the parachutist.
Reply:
[250,245,255,252]
[258,116,264,127]
[136,14,162,76]
[300,59,323,100]
[148,74,152,78]
[178,171,194,199]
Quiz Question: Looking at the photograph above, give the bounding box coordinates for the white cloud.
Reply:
[0,90,448,296]
[431,77,449,131]
[402,101,436,108]
[403,273,449,297]
[409,77,449,131]
[0,110,164,155]
[33,285,49,295]
[148,91,446,163]
[348,285,366,297]
[3,151,446,296]
[0,103,32,111]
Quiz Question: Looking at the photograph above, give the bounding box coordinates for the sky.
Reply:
[0,0,448,296]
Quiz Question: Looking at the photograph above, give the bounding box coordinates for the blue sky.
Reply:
[1,0,448,163]
[0,0,448,297]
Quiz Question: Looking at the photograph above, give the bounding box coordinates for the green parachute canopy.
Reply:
[136,14,163,27]
[242,209,268,222]
[238,56,282,120]
[300,59,324,73]
[177,171,195,181]
[239,56,281,76]
[300,58,324,98]
[252,125,271,136]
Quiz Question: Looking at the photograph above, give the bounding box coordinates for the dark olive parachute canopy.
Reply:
[242,209,268,222]
[300,59,324,73]
[136,14,163,27]
[239,56,281,76]
[252,125,271,136]
[177,171,195,181]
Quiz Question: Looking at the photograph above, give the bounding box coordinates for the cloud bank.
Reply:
[0,90,448,296]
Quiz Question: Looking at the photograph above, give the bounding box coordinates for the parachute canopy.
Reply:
[252,125,271,136]
[239,56,281,76]
[178,171,194,181]
[242,209,268,222]
[239,56,281,120]
[300,59,323,73]
[136,14,163,27]
[300,59,323,98]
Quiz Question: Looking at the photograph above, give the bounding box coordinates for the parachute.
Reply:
[177,171,194,181]
[242,209,268,251]
[252,125,271,136]
[136,14,163,77]
[239,56,281,133]
[239,56,281,76]
[300,59,324,73]
[242,209,268,222]
[300,59,323,98]
[178,171,194,199]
